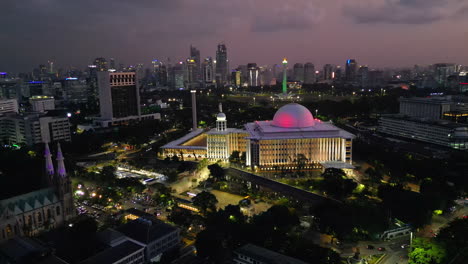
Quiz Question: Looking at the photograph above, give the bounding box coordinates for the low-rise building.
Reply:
[378,114,468,150]
[233,243,308,264]
[118,217,180,263]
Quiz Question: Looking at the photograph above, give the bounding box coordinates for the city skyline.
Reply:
[1,0,468,72]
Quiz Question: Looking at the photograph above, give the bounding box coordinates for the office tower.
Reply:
[215,43,228,87]
[171,62,185,89]
[345,59,358,82]
[98,71,140,120]
[369,70,384,87]
[109,58,116,70]
[191,90,197,130]
[94,58,108,72]
[202,57,214,87]
[247,63,259,87]
[185,59,198,89]
[304,63,316,84]
[335,66,343,81]
[159,64,168,86]
[232,70,241,87]
[323,64,333,80]
[63,78,88,103]
[293,63,304,82]
[29,96,55,112]
[358,66,369,87]
[0,99,18,114]
[434,63,456,89]
[190,45,201,81]
[282,58,288,94]
[48,60,54,74]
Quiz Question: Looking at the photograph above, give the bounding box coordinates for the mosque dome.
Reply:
[271,103,315,128]
[217,112,226,121]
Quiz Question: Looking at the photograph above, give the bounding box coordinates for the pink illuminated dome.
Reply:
[271,103,315,128]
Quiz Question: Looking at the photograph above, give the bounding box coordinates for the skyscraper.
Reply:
[247,63,259,87]
[94,57,108,72]
[345,59,358,82]
[323,64,333,80]
[304,63,316,84]
[109,58,116,70]
[215,43,228,87]
[358,66,369,87]
[293,63,304,82]
[190,45,201,82]
[202,57,214,87]
[185,58,198,89]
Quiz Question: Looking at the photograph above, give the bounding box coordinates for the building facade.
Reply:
[0,99,18,114]
[95,71,159,127]
[162,103,355,172]
[0,113,71,146]
[0,143,75,242]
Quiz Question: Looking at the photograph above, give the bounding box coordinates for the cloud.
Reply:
[250,1,324,32]
[343,0,468,24]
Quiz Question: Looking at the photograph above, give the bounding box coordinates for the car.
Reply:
[401,244,409,249]
[378,247,386,251]
[367,245,375,249]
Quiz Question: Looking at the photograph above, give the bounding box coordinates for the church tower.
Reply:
[54,143,75,221]
[216,103,227,131]
[44,143,54,184]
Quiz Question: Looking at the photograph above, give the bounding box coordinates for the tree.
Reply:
[168,206,193,228]
[164,169,179,183]
[100,165,117,183]
[197,158,209,172]
[208,163,225,182]
[192,191,218,214]
[321,168,357,199]
[152,184,174,207]
[409,238,446,264]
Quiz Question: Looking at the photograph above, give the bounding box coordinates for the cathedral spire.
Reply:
[56,142,67,177]
[44,143,54,175]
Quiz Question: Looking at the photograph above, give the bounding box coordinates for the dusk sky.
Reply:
[2,0,468,72]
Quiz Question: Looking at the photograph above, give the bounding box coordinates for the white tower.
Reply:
[216,103,227,131]
[191,90,197,130]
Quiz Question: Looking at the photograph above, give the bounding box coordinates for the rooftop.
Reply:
[118,218,179,244]
[80,240,143,264]
[161,128,207,150]
[234,244,308,264]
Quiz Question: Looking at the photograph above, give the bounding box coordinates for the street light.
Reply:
[315,109,318,116]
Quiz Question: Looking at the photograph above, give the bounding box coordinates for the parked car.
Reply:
[367,245,375,249]
[401,244,409,249]
[378,247,386,251]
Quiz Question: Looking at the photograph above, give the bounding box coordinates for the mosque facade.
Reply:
[161,103,354,171]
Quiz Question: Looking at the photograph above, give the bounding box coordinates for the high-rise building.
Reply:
[109,58,116,70]
[202,57,214,87]
[95,71,160,127]
[171,62,185,89]
[304,63,316,84]
[190,45,201,81]
[29,96,55,112]
[323,64,333,80]
[232,70,241,87]
[293,63,304,82]
[0,99,18,114]
[215,43,228,87]
[358,66,369,87]
[247,63,259,87]
[345,59,358,82]
[47,60,55,74]
[0,113,71,145]
[185,59,198,89]
[98,71,140,121]
[93,58,108,72]
[434,63,456,89]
